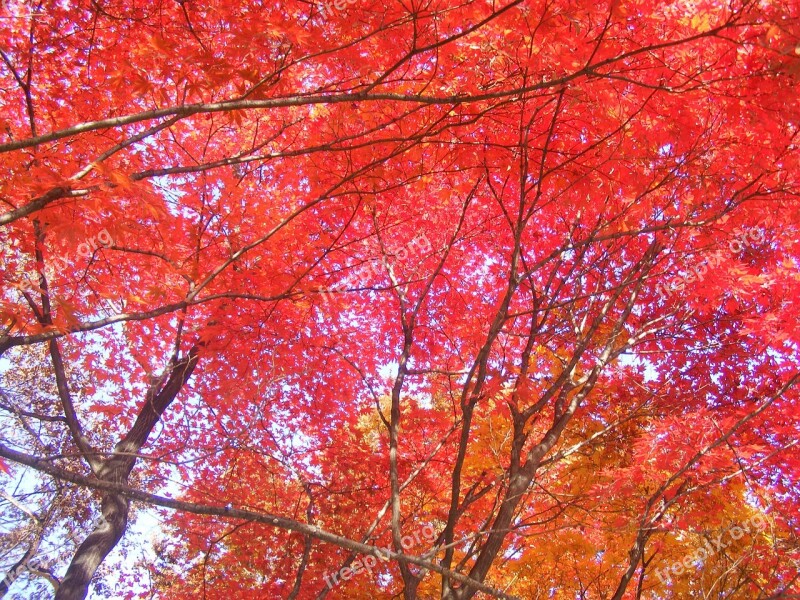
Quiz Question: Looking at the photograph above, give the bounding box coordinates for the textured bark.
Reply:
[54,348,199,600]
[54,491,128,600]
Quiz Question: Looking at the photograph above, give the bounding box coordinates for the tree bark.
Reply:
[54,347,198,600]
[55,491,128,600]
[0,543,35,598]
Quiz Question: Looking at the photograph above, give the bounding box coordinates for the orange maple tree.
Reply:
[1,1,799,599]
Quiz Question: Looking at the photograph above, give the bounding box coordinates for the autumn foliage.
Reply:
[1,0,799,599]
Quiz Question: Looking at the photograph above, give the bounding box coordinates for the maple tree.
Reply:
[1,0,800,599]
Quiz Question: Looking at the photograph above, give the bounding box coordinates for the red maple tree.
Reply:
[1,1,799,599]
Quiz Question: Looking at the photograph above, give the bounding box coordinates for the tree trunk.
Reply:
[55,492,128,600]
[53,348,199,600]
[0,542,35,598]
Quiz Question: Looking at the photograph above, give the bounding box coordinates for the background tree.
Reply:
[1,0,799,599]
